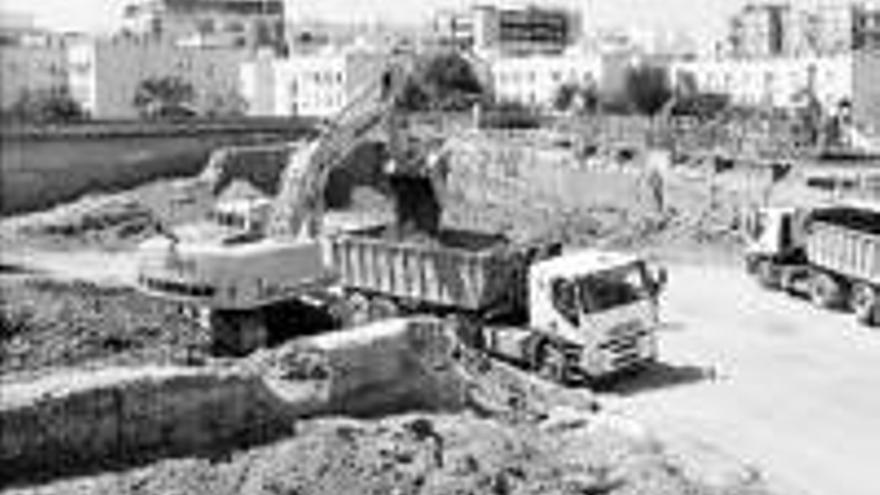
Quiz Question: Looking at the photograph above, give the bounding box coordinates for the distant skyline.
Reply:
[2,0,848,43]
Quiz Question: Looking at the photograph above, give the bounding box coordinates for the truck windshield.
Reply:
[578,263,649,314]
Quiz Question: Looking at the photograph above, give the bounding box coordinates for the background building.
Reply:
[0,29,71,110]
[728,1,880,58]
[67,36,251,118]
[433,4,582,56]
[486,51,601,108]
[674,55,854,108]
[729,3,789,58]
[241,45,387,117]
[121,0,286,52]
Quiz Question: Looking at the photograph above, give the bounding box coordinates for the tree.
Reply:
[553,81,599,114]
[4,89,86,124]
[203,89,248,118]
[395,78,431,112]
[394,52,485,112]
[553,83,580,112]
[623,65,673,116]
[133,76,196,119]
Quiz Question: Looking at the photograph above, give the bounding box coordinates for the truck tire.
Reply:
[368,296,399,321]
[756,260,781,290]
[810,272,845,310]
[851,283,879,327]
[344,293,371,326]
[537,341,568,385]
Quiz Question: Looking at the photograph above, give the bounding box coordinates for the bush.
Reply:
[623,65,673,116]
[552,82,599,114]
[394,52,485,112]
[479,101,543,129]
[3,89,87,124]
[671,92,731,119]
[133,76,196,119]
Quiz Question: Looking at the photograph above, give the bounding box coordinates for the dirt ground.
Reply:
[0,149,872,495]
[605,263,880,495]
[2,410,772,495]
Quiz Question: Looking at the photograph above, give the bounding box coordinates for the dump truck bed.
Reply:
[326,226,532,314]
[807,207,880,285]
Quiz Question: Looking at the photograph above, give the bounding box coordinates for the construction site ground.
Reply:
[1,152,878,495]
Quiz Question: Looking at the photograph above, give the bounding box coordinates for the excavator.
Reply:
[135,60,451,353]
[135,60,666,384]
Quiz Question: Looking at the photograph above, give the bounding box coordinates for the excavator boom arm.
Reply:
[267,65,404,239]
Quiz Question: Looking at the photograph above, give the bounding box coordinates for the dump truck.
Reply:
[327,225,667,383]
[138,221,666,382]
[744,201,880,326]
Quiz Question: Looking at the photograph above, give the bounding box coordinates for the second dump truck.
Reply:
[744,200,880,326]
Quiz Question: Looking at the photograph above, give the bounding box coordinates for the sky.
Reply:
[0,0,745,40]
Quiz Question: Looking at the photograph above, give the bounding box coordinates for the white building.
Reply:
[673,55,854,110]
[241,45,388,117]
[67,36,251,118]
[672,50,880,132]
[486,50,602,108]
[0,30,70,110]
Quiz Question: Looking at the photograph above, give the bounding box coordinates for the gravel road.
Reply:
[606,263,880,495]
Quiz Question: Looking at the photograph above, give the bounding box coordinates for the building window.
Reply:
[197,18,215,35]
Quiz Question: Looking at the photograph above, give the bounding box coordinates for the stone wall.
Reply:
[445,133,648,213]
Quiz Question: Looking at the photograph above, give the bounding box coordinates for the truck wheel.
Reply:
[537,342,568,385]
[851,283,879,327]
[756,260,781,290]
[368,296,399,321]
[346,293,371,326]
[810,272,844,310]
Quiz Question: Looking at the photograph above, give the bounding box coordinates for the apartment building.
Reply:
[486,51,602,108]
[67,36,251,118]
[728,1,880,58]
[0,29,70,110]
[674,55,854,109]
[433,4,582,56]
[241,45,388,117]
[121,0,286,52]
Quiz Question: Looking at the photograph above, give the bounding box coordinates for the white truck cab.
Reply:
[529,249,663,378]
[483,249,665,382]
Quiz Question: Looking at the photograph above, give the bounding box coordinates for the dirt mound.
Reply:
[4,411,774,495]
[0,277,208,375]
[0,315,772,495]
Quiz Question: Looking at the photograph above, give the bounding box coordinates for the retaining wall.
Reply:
[446,134,649,212]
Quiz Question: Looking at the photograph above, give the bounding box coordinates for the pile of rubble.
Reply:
[1,317,772,495]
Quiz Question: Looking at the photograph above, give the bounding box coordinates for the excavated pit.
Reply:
[0,317,575,487]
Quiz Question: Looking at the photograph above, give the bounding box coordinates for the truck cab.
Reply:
[743,206,811,288]
[520,250,665,380]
